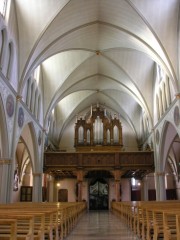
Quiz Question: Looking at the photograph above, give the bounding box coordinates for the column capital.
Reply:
[16,95,22,101]
[0,159,12,165]
[155,171,165,176]
[113,169,123,181]
[175,93,180,99]
[142,176,148,182]
[76,169,84,182]
[33,172,42,177]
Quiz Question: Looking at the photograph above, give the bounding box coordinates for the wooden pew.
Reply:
[145,204,180,240]
[0,209,60,239]
[161,210,180,240]
[111,200,180,240]
[0,202,87,240]
[0,219,17,240]
[0,214,35,240]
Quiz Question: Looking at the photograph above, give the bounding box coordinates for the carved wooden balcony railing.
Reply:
[44,151,154,179]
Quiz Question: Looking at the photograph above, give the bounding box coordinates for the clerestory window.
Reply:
[0,0,7,17]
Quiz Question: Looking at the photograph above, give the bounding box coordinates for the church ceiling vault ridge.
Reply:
[13,0,179,148]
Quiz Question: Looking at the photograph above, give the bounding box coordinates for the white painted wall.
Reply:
[82,180,88,202]
[55,178,77,202]
[147,173,155,189]
[121,178,131,201]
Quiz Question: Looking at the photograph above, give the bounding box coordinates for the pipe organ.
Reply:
[74,105,123,151]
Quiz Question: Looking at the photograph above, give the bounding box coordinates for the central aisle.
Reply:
[66,211,138,240]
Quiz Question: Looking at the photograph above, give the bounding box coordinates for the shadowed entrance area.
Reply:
[89,179,109,210]
[65,211,138,240]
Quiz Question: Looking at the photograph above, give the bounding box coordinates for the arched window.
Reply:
[158,65,164,82]
[0,29,7,70]
[37,95,41,120]
[0,0,7,17]
[3,40,10,77]
[165,76,171,106]
[26,76,42,119]
[156,95,160,120]
[162,82,167,111]
[34,89,39,116]
[159,90,163,117]
[34,65,40,84]
[26,78,31,108]
[0,31,2,61]
[30,82,35,112]
[6,42,13,80]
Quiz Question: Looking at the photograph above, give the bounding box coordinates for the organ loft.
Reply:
[74,104,123,152]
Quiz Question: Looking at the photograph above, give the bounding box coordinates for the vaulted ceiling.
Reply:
[14,0,179,147]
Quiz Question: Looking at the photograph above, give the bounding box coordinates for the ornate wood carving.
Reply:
[44,151,154,179]
[74,105,123,151]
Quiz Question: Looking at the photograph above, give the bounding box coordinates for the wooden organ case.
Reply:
[74,105,123,152]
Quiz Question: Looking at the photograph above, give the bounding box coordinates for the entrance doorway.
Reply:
[58,189,68,202]
[89,179,108,210]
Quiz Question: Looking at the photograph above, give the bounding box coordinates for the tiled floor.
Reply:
[65,211,139,240]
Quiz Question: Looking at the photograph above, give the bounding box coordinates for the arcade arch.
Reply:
[157,121,180,200]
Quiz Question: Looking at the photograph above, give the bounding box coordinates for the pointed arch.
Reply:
[13,122,40,202]
[159,121,179,171]
[15,122,40,174]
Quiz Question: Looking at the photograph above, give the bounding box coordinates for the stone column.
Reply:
[7,95,22,203]
[77,169,83,202]
[154,172,160,200]
[159,172,166,200]
[175,180,180,200]
[176,188,180,200]
[77,182,82,202]
[0,159,11,203]
[155,172,166,201]
[141,176,148,201]
[114,170,122,201]
[32,172,42,202]
[48,175,54,202]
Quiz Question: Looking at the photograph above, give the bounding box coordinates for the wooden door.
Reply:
[58,189,68,202]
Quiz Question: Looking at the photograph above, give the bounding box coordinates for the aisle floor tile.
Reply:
[65,211,139,240]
